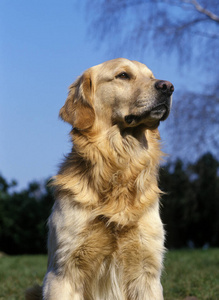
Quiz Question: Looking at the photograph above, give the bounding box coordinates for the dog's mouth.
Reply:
[149,103,170,121]
[124,103,170,129]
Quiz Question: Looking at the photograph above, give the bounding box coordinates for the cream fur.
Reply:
[25,58,173,300]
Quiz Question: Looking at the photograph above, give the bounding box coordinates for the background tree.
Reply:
[187,153,219,247]
[86,0,219,159]
[159,160,192,248]
[0,175,54,254]
[160,153,219,248]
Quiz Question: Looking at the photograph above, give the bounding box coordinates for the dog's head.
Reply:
[60,58,174,131]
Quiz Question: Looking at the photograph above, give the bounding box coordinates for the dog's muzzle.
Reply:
[125,82,174,128]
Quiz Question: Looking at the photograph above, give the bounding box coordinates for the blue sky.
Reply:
[0,1,108,189]
[0,0,212,190]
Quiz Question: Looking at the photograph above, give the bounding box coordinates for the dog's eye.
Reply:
[116,72,130,79]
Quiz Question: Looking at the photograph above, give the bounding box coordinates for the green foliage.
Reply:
[0,177,54,254]
[160,152,219,248]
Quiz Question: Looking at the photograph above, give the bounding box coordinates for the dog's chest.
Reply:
[98,266,124,299]
[89,248,126,300]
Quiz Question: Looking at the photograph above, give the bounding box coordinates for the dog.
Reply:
[26,58,174,300]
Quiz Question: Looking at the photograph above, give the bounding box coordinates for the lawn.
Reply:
[0,249,218,300]
[162,249,219,300]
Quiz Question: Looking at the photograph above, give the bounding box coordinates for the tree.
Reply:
[87,0,219,63]
[160,160,191,248]
[160,153,219,248]
[86,0,219,159]
[0,175,54,254]
[187,153,219,247]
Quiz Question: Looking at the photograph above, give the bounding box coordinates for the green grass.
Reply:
[162,249,219,300]
[0,249,219,300]
[0,255,47,300]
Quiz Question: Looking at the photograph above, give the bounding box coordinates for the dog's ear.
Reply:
[59,71,95,130]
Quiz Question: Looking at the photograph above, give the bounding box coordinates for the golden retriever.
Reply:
[26,58,174,300]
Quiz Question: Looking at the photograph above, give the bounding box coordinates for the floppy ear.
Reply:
[59,71,95,130]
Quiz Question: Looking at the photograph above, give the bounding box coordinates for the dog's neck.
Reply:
[53,125,163,225]
[72,124,161,159]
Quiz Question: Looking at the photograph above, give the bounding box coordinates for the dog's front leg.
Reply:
[42,201,115,300]
[119,210,165,300]
[43,271,83,300]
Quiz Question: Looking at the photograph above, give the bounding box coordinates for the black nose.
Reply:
[155,80,174,96]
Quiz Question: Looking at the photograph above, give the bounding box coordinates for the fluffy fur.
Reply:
[26,58,174,300]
